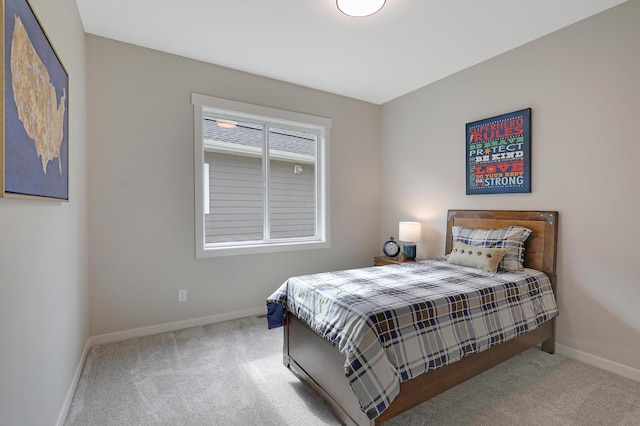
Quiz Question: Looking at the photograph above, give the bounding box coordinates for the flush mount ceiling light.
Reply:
[337,0,386,17]
[216,119,238,129]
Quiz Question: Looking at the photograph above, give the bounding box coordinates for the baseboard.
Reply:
[56,339,91,426]
[556,344,640,383]
[89,306,266,346]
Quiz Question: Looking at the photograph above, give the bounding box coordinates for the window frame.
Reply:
[192,93,331,258]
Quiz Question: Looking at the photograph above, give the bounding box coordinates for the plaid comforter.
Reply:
[266,260,558,420]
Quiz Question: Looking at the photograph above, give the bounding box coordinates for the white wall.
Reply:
[0,0,88,425]
[87,36,381,336]
[380,0,639,372]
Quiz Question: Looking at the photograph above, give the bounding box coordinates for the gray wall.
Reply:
[204,152,316,243]
[87,35,381,336]
[0,0,89,425]
[380,0,640,372]
[269,160,316,239]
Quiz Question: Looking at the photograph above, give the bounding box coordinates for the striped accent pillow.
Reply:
[451,226,532,271]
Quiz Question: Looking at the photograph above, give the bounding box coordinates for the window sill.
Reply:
[196,239,330,258]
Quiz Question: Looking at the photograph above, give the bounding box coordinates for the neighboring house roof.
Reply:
[203,118,316,157]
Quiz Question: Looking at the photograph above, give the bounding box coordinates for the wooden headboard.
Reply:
[446,210,558,291]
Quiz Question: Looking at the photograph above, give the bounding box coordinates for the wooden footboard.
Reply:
[285,312,555,425]
[282,210,558,425]
[284,312,373,426]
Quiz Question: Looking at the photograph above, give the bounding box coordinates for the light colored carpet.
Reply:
[65,316,640,425]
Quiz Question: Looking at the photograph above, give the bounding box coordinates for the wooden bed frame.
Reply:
[282,210,559,425]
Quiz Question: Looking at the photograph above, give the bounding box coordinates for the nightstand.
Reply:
[374,256,423,266]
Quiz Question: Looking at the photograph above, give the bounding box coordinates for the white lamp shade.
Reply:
[337,0,386,17]
[399,222,421,243]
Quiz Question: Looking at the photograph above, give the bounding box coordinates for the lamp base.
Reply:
[402,243,416,260]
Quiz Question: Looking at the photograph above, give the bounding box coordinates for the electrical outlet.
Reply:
[178,289,187,303]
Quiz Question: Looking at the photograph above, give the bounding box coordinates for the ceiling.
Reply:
[76,0,627,105]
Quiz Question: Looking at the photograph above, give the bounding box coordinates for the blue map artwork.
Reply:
[4,0,69,200]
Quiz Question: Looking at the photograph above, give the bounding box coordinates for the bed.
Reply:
[267,210,559,425]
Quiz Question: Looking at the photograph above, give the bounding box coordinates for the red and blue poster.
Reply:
[466,108,531,195]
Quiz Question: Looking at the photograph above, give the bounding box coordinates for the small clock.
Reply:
[382,237,401,258]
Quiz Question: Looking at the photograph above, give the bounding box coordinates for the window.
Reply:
[192,94,331,258]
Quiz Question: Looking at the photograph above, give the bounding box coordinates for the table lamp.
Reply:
[399,221,421,260]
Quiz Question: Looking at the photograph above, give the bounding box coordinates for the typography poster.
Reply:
[466,108,531,195]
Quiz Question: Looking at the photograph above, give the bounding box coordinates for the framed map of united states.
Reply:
[2,0,69,201]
